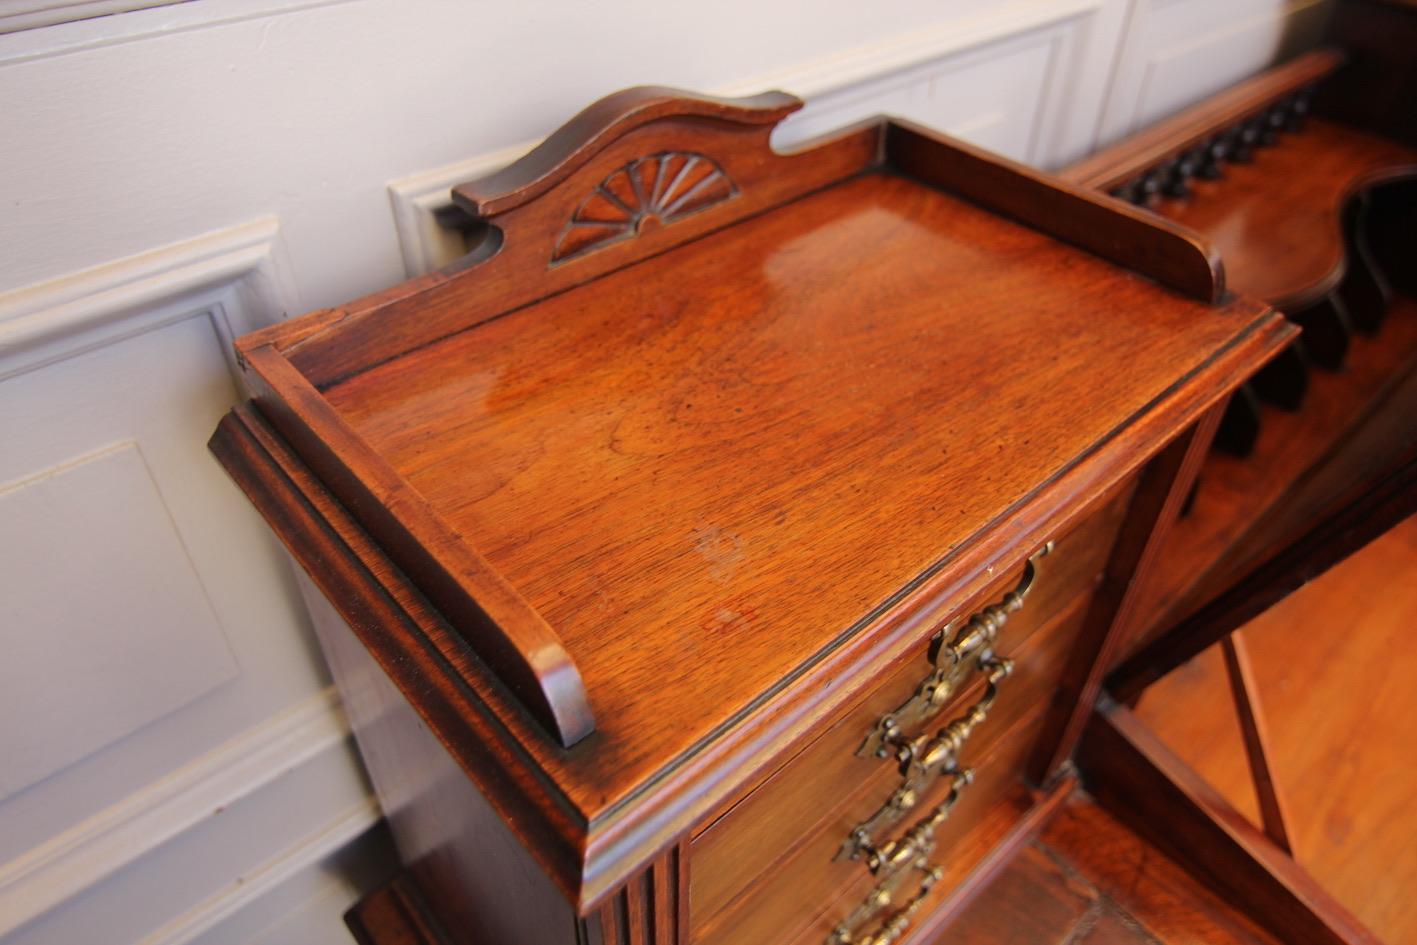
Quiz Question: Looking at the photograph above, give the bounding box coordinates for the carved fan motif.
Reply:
[553,152,737,263]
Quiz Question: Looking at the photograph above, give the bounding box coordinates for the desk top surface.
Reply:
[216,89,1293,899]
[320,168,1266,812]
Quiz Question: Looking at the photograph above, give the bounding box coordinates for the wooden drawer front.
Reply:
[691,595,1088,945]
[696,691,1059,945]
[688,483,1131,925]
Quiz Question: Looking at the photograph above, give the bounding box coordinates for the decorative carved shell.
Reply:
[553,152,736,263]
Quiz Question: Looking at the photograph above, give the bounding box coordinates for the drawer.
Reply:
[688,481,1132,924]
[692,589,1090,945]
[696,692,1059,945]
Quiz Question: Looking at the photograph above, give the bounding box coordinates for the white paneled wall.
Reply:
[0,2,1330,942]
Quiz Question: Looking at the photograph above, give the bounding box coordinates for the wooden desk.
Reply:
[209,88,1301,945]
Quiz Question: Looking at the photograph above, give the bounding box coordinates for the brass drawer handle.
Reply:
[827,769,974,945]
[837,659,1009,863]
[858,541,1052,762]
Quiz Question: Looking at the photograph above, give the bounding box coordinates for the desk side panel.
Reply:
[294,569,579,945]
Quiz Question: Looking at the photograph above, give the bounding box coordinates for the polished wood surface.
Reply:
[1153,120,1416,311]
[324,160,1275,793]
[885,120,1223,303]
[696,595,1090,942]
[210,85,1294,935]
[688,485,1131,924]
[320,166,1274,813]
[1135,517,1417,945]
[943,794,1285,945]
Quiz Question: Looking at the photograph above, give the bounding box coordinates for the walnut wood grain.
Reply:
[211,86,1296,920]
[313,166,1286,842]
[1152,120,1417,311]
[693,584,1094,931]
[687,481,1132,922]
[887,120,1223,303]
[239,346,595,748]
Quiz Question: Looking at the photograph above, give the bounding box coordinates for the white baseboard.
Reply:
[0,688,366,939]
[0,216,298,381]
[137,795,382,945]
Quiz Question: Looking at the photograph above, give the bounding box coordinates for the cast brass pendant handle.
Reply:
[858,541,1053,761]
[838,659,1010,863]
[828,541,1054,944]
[827,770,974,945]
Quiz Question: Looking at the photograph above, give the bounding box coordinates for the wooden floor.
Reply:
[1134,515,1417,945]
[942,794,1281,944]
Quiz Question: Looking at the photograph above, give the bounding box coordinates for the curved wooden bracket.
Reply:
[453,86,801,218]
[216,361,596,748]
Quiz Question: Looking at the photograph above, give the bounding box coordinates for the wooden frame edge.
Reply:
[1077,699,1382,945]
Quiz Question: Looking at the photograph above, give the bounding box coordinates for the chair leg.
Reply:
[1221,630,1295,856]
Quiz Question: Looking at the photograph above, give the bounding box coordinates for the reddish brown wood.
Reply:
[688,484,1131,922]
[943,843,1101,945]
[1028,400,1228,782]
[1125,296,1417,657]
[887,120,1224,303]
[1067,51,1417,663]
[239,343,595,748]
[585,847,682,945]
[1077,701,1382,945]
[1109,442,1417,703]
[694,583,1094,928]
[346,872,449,945]
[905,773,1077,942]
[210,405,589,904]
[940,794,1288,944]
[1134,516,1417,944]
[221,106,1290,911]
[1220,631,1294,855]
[251,97,881,388]
[1153,121,1417,312]
[450,87,800,218]
[208,85,1296,943]
[750,705,1064,945]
